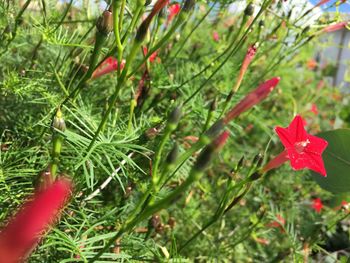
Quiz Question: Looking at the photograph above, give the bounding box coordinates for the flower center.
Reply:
[294,139,310,154]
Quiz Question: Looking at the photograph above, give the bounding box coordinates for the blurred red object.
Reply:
[0,178,73,263]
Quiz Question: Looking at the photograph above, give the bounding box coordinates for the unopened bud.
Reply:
[96,10,113,35]
[136,0,169,42]
[301,26,310,35]
[183,0,196,12]
[193,146,213,172]
[250,171,262,181]
[166,143,179,164]
[253,153,264,167]
[135,19,150,43]
[244,3,254,16]
[194,131,229,172]
[259,20,265,28]
[158,7,166,24]
[167,106,182,130]
[53,108,66,132]
[236,156,245,171]
[204,119,224,140]
[209,98,217,111]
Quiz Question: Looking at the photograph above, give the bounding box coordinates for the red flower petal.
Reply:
[275,126,294,148]
[288,115,308,143]
[275,115,328,177]
[91,57,125,79]
[304,134,328,155]
[312,198,323,213]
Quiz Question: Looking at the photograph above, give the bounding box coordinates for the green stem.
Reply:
[151,110,180,185]
[156,1,270,107]
[113,0,123,76]
[178,176,254,251]
[89,165,204,262]
[57,24,95,72]
[121,6,144,44]
[53,0,73,32]
[184,0,271,105]
[85,41,140,154]
[60,31,106,105]
[127,12,186,78]
[171,2,216,60]
[0,0,32,56]
[180,176,252,250]
[179,218,217,252]
[90,127,220,262]
[127,99,137,132]
[159,127,220,190]
[119,0,126,32]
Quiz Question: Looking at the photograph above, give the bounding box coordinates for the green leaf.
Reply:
[311,129,350,193]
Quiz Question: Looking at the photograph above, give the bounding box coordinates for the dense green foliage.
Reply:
[0,0,349,262]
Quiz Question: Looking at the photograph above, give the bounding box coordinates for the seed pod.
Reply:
[155,223,164,234]
[96,10,113,35]
[244,3,254,16]
[202,98,217,132]
[225,90,235,104]
[306,35,315,43]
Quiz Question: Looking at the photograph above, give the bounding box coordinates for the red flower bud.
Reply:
[322,21,348,33]
[224,77,280,124]
[91,57,125,79]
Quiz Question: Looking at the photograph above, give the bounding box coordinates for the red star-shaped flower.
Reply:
[275,115,328,176]
[312,198,323,213]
